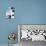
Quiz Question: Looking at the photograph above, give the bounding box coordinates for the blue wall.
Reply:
[0,0,46,44]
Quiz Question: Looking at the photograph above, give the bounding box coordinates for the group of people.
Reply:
[6,7,15,19]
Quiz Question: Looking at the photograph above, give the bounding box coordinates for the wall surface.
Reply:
[21,25,46,30]
[0,0,46,44]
